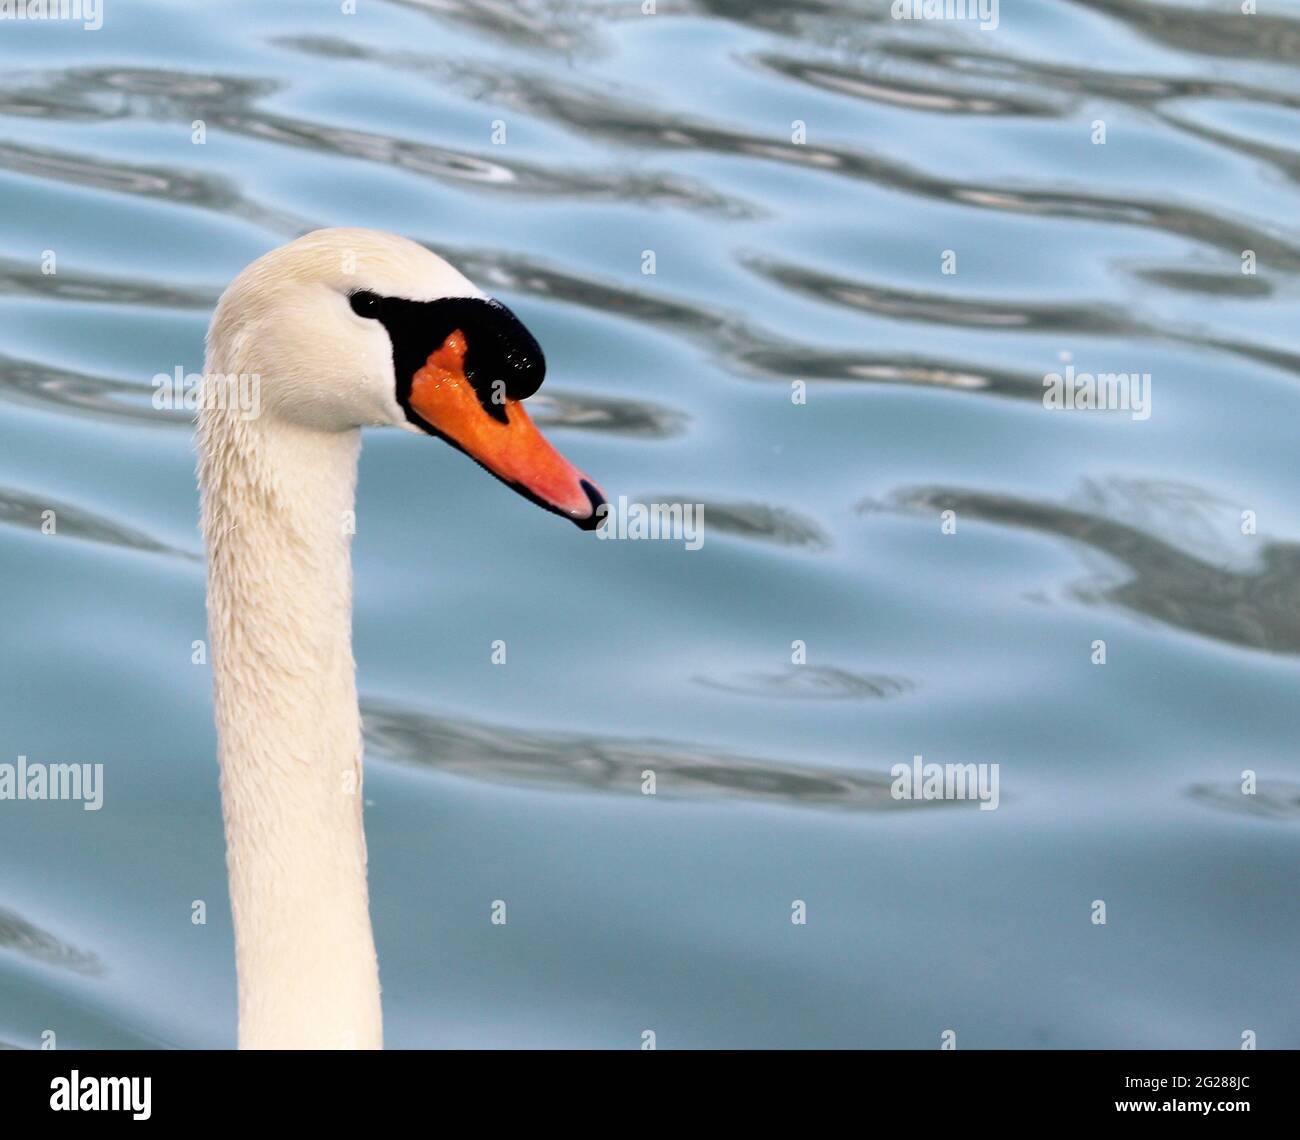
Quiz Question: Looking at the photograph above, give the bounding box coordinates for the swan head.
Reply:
[206,227,606,529]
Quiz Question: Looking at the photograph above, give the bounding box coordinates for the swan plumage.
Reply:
[197,228,602,1048]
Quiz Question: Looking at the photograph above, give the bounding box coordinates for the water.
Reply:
[1,0,1298,1049]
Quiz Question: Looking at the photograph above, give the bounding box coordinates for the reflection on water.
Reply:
[868,479,1300,655]
[881,23,1300,109]
[745,253,1300,385]
[751,50,1063,118]
[0,256,216,310]
[743,253,1145,334]
[1130,265,1272,299]
[0,485,194,559]
[0,139,307,236]
[644,495,830,549]
[0,907,101,976]
[1,64,744,216]
[1074,0,1300,63]
[526,392,687,439]
[361,698,952,812]
[0,354,186,428]
[388,0,602,53]
[1188,781,1300,820]
[694,665,913,700]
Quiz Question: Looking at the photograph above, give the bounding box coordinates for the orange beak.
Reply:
[407,330,606,529]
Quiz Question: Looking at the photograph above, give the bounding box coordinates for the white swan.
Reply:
[197,228,605,1049]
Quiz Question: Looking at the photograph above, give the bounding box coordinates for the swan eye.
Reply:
[349,290,382,318]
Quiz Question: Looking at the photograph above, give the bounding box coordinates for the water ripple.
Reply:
[0,65,746,216]
[361,698,955,812]
[742,254,1300,378]
[694,665,914,700]
[750,50,1064,117]
[527,391,687,439]
[267,30,1300,264]
[645,494,830,549]
[0,354,184,428]
[0,906,101,976]
[1188,780,1300,821]
[0,139,306,234]
[743,253,1142,334]
[865,478,1300,655]
[883,33,1300,112]
[386,0,608,53]
[0,257,217,310]
[1075,0,1300,65]
[0,485,196,560]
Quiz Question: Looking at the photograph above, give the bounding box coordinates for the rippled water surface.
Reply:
[2,1,1299,1048]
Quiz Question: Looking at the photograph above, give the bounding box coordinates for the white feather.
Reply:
[198,228,481,1049]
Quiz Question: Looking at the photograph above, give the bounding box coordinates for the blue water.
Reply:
[1,0,1299,1048]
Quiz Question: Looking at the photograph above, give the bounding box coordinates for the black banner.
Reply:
[1,1048,1292,1126]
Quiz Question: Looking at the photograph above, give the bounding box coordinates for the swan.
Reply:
[196,228,605,1049]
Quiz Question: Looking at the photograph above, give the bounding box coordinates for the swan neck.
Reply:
[199,412,382,1049]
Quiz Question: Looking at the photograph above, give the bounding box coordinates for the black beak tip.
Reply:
[574,479,606,531]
